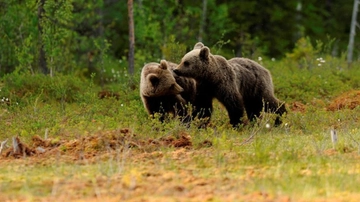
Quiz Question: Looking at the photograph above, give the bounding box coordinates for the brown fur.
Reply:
[140,60,196,123]
[169,56,212,127]
[173,42,286,127]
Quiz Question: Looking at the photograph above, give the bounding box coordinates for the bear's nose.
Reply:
[173,69,181,75]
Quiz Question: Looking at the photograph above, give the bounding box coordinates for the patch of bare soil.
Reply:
[98,90,120,100]
[289,101,307,113]
[327,90,360,111]
[1,129,359,201]
[0,128,195,161]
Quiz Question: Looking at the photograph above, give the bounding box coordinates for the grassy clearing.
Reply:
[1,56,360,201]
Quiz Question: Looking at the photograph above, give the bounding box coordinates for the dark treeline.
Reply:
[0,0,356,79]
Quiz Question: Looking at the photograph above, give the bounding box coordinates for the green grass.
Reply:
[1,56,360,201]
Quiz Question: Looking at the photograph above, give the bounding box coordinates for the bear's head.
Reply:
[173,42,210,79]
[140,60,184,97]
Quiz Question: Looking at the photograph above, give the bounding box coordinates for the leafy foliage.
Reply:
[1,0,359,78]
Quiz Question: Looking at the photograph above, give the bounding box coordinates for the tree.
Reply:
[198,0,208,42]
[128,0,135,76]
[37,0,49,75]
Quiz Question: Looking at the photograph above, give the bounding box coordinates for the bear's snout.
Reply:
[173,69,181,76]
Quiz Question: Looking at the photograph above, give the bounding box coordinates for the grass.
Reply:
[1,56,360,201]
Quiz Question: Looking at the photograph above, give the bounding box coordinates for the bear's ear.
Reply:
[193,42,204,50]
[159,60,168,70]
[199,47,210,61]
[149,75,160,86]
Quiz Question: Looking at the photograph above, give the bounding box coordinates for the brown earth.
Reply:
[0,129,296,202]
[1,128,358,202]
[1,128,195,161]
[288,90,360,113]
[289,101,307,113]
[327,90,360,111]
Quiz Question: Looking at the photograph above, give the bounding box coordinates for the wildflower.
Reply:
[121,104,124,107]
[271,58,276,62]
[316,57,326,64]
[265,123,271,129]
[258,56,262,61]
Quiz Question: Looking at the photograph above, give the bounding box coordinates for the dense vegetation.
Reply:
[0,0,358,79]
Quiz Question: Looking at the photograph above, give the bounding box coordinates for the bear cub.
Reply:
[173,42,286,127]
[140,60,196,123]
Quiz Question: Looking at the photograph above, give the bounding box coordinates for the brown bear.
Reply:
[173,42,286,127]
[140,60,196,123]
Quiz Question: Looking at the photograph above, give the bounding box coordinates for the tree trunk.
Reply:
[37,0,49,75]
[96,4,104,87]
[198,0,207,42]
[347,0,359,65]
[128,0,135,76]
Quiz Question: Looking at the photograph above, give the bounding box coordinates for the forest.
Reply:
[2,1,360,201]
[0,0,358,79]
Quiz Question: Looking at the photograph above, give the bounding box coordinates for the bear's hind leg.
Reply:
[244,99,263,124]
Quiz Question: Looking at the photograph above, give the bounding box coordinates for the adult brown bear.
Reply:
[173,42,286,127]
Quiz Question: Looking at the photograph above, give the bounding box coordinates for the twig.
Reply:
[0,138,8,154]
[13,136,20,154]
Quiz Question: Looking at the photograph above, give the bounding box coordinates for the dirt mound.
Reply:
[328,90,360,111]
[289,101,306,113]
[0,129,201,160]
[98,90,120,100]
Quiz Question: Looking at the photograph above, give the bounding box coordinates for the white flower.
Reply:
[318,64,322,66]
[265,123,271,129]
[271,58,276,61]
[121,104,124,107]
[258,56,262,61]
[316,57,325,63]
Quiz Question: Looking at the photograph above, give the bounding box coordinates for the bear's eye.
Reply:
[183,61,190,67]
